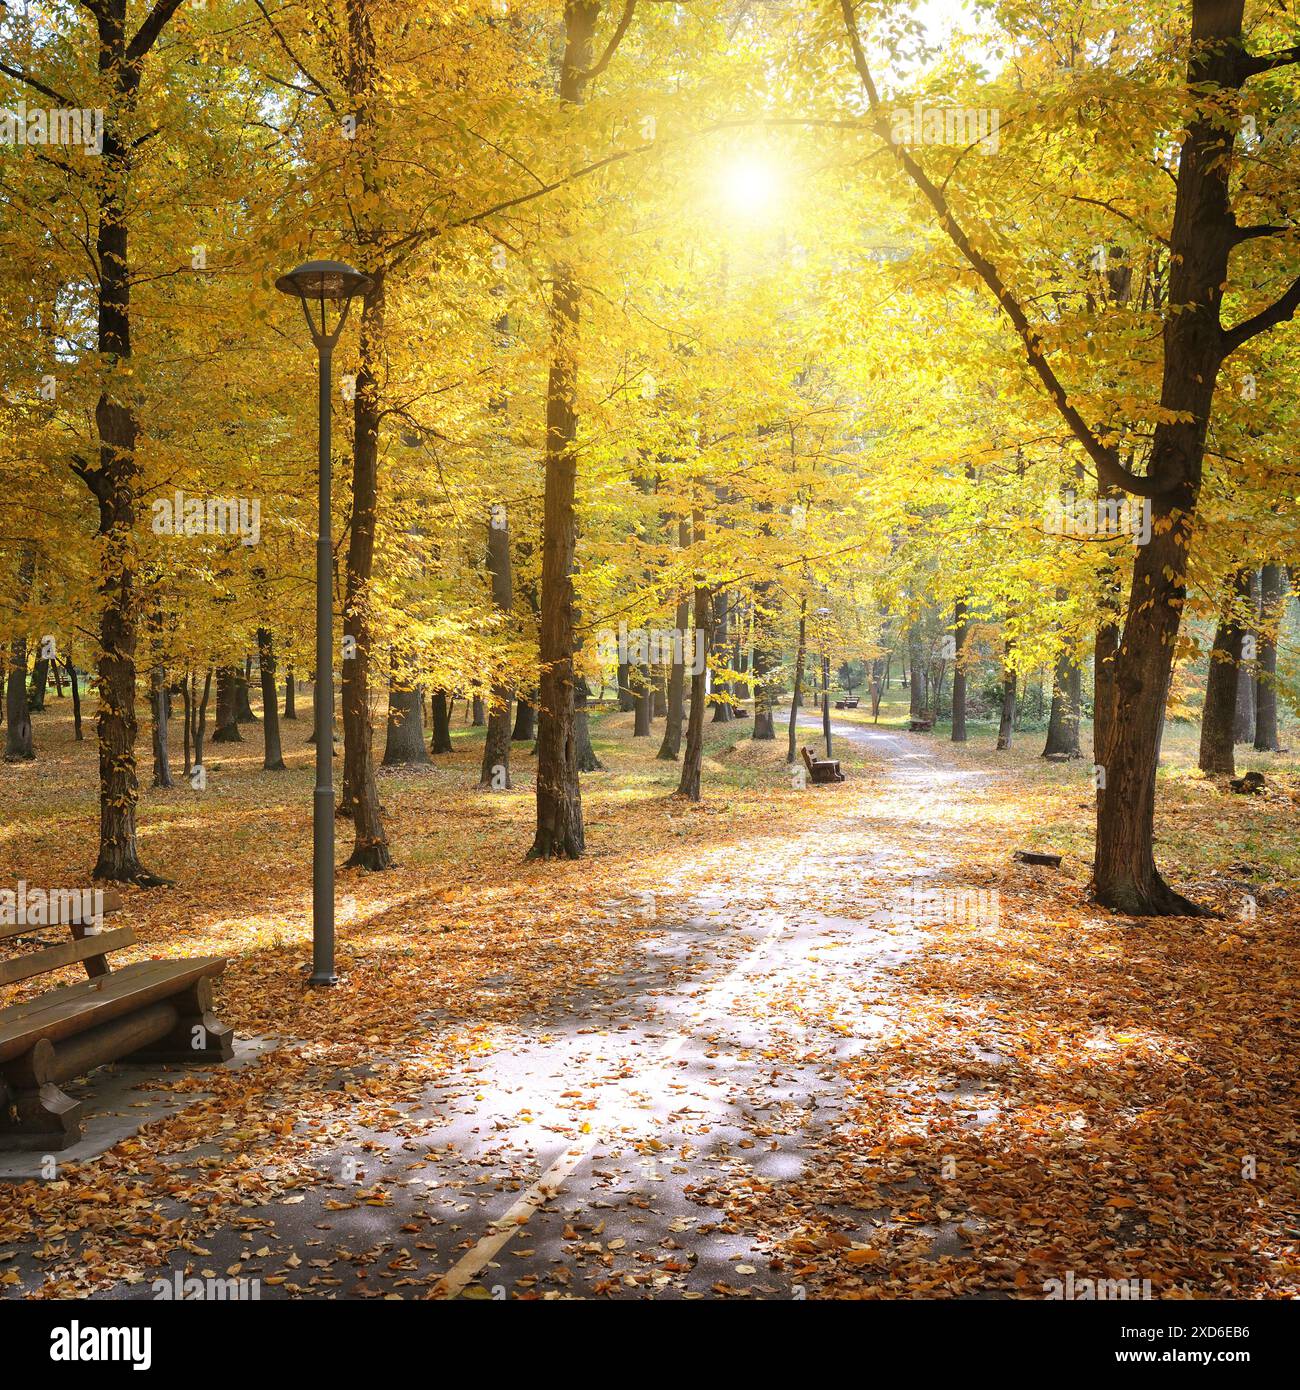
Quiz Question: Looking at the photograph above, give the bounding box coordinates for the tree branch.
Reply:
[838,0,1164,500]
[1221,272,1300,352]
[125,0,187,69]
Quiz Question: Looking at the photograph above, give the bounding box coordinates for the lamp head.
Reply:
[275,259,372,302]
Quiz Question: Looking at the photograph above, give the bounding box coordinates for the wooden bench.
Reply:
[843,698,859,709]
[800,745,845,785]
[0,887,233,1151]
[909,716,934,732]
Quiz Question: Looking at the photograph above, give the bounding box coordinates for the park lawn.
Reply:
[0,689,1296,1297]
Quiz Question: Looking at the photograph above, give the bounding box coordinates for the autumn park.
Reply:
[0,0,1297,1357]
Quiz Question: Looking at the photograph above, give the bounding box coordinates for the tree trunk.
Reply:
[908,626,924,718]
[677,554,710,802]
[527,2,598,860]
[786,601,807,765]
[751,611,776,741]
[575,675,602,771]
[4,637,34,761]
[283,667,297,720]
[212,667,242,742]
[616,662,634,712]
[951,599,968,743]
[382,683,430,765]
[710,590,733,722]
[1197,577,1247,777]
[66,654,82,740]
[632,663,652,736]
[236,662,257,722]
[258,628,286,771]
[480,509,514,789]
[512,696,536,742]
[28,656,49,712]
[1043,621,1082,758]
[1233,569,1259,743]
[472,695,485,727]
[1253,561,1287,752]
[995,664,1016,750]
[658,520,692,759]
[150,665,172,787]
[429,689,453,755]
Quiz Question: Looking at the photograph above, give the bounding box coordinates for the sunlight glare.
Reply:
[721,157,781,217]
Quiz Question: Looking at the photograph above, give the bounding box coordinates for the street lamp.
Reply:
[275,259,372,987]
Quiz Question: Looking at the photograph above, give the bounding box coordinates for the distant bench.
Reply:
[833,698,860,710]
[909,716,934,733]
[0,887,233,1151]
[801,745,845,785]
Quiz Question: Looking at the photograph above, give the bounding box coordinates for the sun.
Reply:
[721,156,781,217]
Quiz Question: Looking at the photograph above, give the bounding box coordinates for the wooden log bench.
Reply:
[843,698,859,709]
[909,716,934,733]
[0,888,233,1151]
[800,745,845,785]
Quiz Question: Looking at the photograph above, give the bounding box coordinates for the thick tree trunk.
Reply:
[340,268,391,870]
[383,683,430,765]
[527,3,598,860]
[1089,1,1251,916]
[480,510,514,788]
[236,662,257,722]
[212,667,242,742]
[257,629,286,771]
[4,637,34,761]
[150,665,172,787]
[616,663,634,712]
[995,664,1016,750]
[951,599,968,743]
[472,696,485,727]
[1198,569,1251,775]
[28,657,49,712]
[1253,562,1287,752]
[1043,624,1082,758]
[429,689,453,755]
[283,667,297,720]
[512,697,536,742]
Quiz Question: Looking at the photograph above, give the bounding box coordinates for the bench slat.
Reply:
[0,888,124,941]
[0,926,137,988]
[0,957,225,1064]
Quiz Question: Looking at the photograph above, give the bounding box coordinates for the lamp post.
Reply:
[275,260,372,987]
